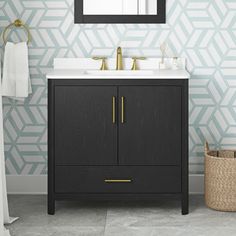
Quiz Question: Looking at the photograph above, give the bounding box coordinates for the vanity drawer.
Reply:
[55,166,181,193]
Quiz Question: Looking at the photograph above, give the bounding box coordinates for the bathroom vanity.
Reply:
[47,58,189,215]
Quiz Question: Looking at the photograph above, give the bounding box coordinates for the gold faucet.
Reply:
[92,56,108,70]
[116,47,123,70]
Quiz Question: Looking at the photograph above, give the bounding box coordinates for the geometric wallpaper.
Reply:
[0,0,236,175]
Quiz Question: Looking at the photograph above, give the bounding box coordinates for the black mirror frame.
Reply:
[75,0,166,23]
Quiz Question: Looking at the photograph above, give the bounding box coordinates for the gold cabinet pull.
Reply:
[121,96,125,124]
[112,96,116,124]
[104,179,132,183]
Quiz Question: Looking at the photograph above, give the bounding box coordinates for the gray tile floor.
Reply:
[6,195,236,236]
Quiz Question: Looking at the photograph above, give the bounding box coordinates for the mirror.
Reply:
[83,0,157,15]
[75,0,166,23]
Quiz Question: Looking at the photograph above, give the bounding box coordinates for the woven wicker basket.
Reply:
[205,141,236,211]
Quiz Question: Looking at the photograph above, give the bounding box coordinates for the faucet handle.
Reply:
[131,57,146,70]
[92,56,108,70]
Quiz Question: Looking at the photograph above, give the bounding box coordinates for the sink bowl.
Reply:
[85,70,154,76]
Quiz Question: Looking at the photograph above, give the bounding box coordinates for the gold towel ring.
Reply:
[2,19,31,45]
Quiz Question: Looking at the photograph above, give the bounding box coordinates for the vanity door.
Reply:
[118,86,182,166]
[54,86,117,165]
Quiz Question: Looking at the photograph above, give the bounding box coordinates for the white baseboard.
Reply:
[189,174,204,194]
[6,174,204,195]
[6,175,47,195]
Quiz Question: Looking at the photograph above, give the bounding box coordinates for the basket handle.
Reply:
[205,141,209,154]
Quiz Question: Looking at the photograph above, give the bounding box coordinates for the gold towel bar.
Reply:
[2,19,31,45]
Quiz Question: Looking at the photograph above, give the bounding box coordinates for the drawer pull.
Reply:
[104,179,132,183]
[112,96,116,124]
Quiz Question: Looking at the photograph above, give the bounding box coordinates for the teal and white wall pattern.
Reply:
[0,0,236,175]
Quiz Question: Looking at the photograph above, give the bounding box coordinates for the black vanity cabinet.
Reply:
[48,79,188,215]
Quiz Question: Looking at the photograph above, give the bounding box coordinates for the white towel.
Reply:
[0,47,18,236]
[2,42,32,101]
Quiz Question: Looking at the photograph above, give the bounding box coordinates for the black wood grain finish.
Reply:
[55,166,181,193]
[48,79,189,215]
[48,80,55,215]
[55,86,117,165]
[182,80,189,215]
[119,86,181,166]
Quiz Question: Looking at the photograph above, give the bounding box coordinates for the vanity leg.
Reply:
[181,79,189,216]
[48,79,55,215]
[48,197,55,215]
[181,193,189,215]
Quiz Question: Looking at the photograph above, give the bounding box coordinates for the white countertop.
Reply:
[46,69,190,79]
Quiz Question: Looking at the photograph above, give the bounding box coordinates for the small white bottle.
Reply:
[172,57,179,70]
[159,61,166,69]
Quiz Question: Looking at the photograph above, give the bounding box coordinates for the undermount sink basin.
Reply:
[85,70,154,76]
